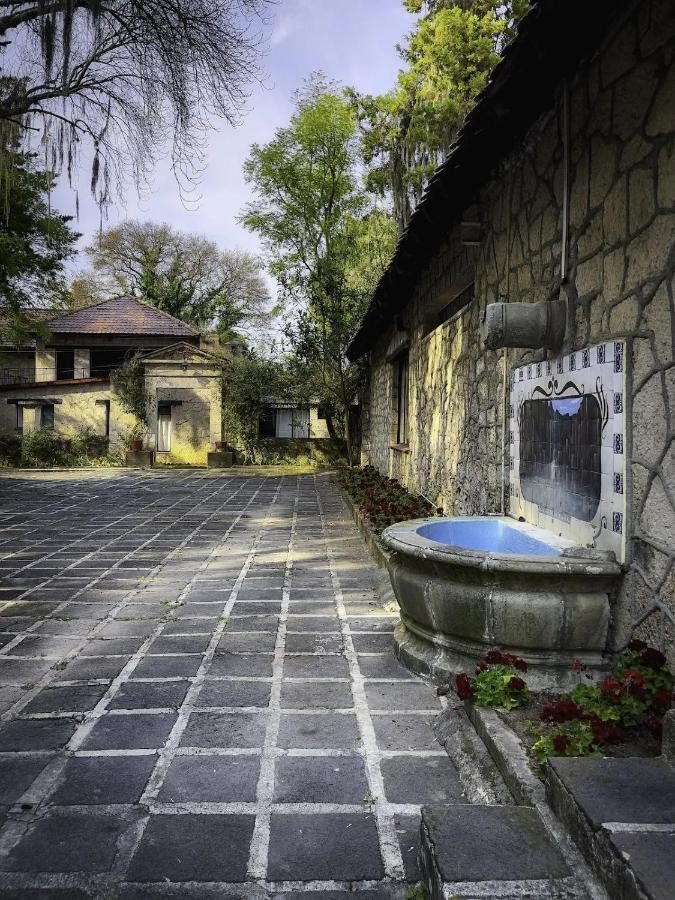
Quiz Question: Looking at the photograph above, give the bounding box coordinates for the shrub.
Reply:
[2,427,120,468]
[110,353,147,424]
[533,641,673,763]
[0,431,21,466]
[336,465,441,534]
[454,649,529,710]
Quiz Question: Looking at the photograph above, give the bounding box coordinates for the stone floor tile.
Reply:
[284,632,343,654]
[132,655,202,678]
[3,811,124,873]
[381,755,462,804]
[274,754,369,803]
[286,615,341,632]
[158,755,260,803]
[82,637,146,656]
[0,717,76,751]
[0,756,50,805]
[371,714,439,751]
[209,652,274,677]
[196,679,272,708]
[24,683,109,714]
[109,680,190,710]
[266,812,383,881]
[394,814,421,883]
[217,631,277,652]
[55,655,131,682]
[127,814,255,882]
[179,711,267,748]
[148,635,212,655]
[350,633,394,653]
[282,656,350,679]
[609,832,675,900]
[277,712,360,749]
[227,614,280,632]
[49,755,157,805]
[80,712,177,750]
[358,654,417,680]
[0,657,56,684]
[280,680,353,709]
[365,682,441,711]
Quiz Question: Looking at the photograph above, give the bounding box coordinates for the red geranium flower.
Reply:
[509,676,526,692]
[552,734,571,753]
[601,676,624,703]
[647,715,664,738]
[653,690,674,712]
[640,648,667,669]
[628,639,647,652]
[512,656,528,673]
[455,673,475,701]
[571,658,585,672]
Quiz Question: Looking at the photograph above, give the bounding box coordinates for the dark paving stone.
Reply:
[550,757,675,824]
[24,683,108,714]
[0,602,61,619]
[34,619,97,636]
[423,804,570,882]
[55,655,130,682]
[274,754,368,803]
[132,655,202,678]
[162,619,214,635]
[0,633,16,648]
[285,633,343,654]
[372,714,439,751]
[83,637,146,656]
[109,680,190,710]
[230,602,282,615]
[4,811,124,873]
[196,679,271,708]
[282,656,349,679]
[0,657,56,684]
[175,602,224,619]
[277,712,359,749]
[80,713,177,750]
[209,652,274,677]
[0,756,49,804]
[267,812,383,881]
[180,711,267,748]
[394,814,421,883]
[348,616,397,633]
[358,653,416,680]
[116,604,164,620]
[227,615,280,633]
[217,631,277,652]
[98,621,157,638]
[285,601,337,615]
[148,635,211,655]
[610,831,675,900]
[11,635,82,658]
[350,633,394,653]
[381,755,462,804]
[128,813,255,882]
[50,755,156,805]
[286,616,341,632]
[365,682,441,711]
[280,680,353,709]
[158,755,260,802]
[0,717,76,751]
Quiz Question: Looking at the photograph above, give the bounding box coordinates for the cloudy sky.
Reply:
[53,0,413,270]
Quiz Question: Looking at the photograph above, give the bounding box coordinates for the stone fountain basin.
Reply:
[381,516,622,691]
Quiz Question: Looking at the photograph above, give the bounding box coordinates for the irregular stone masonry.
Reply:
[360,0,675,665]
[0,471,464,894]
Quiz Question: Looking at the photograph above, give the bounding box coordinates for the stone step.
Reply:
[546,757,675,900]
[418,802,588,899]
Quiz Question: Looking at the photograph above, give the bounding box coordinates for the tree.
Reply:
[0,151,78,342]
[241,75,396,462]
[0,1,270,205]
[78,220,271,339]
[350,0,527,231]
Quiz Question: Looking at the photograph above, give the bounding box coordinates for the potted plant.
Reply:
[128,424,144,452]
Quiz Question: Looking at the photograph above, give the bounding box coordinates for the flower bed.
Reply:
[453,641,674,767]
[335,465,441,535]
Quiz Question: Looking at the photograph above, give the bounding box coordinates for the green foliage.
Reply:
[79,221,271,340]
[110,353,148,425]
[454,649,529,709]
[336,465,439,534]
[0,427,118,468]
[350,0,527,230]
[242,75,396,462]
[221,353,296,462]
[0,151,79,341]
[531,721,601,766]
[533,643,674,764]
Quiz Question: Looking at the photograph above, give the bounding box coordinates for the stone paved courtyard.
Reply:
[0,471,462,897]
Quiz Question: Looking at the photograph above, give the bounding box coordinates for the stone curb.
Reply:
[466,704,609,899]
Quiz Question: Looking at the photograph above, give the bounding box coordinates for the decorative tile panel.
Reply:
[510,342,626,562]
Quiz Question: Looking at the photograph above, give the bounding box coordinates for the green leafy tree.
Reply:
[350,0,528,231]
[0,151,78,342]
[79,221,271,340]
[241,75,396,462]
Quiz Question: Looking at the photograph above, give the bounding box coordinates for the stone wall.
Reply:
[361,0,675,660]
